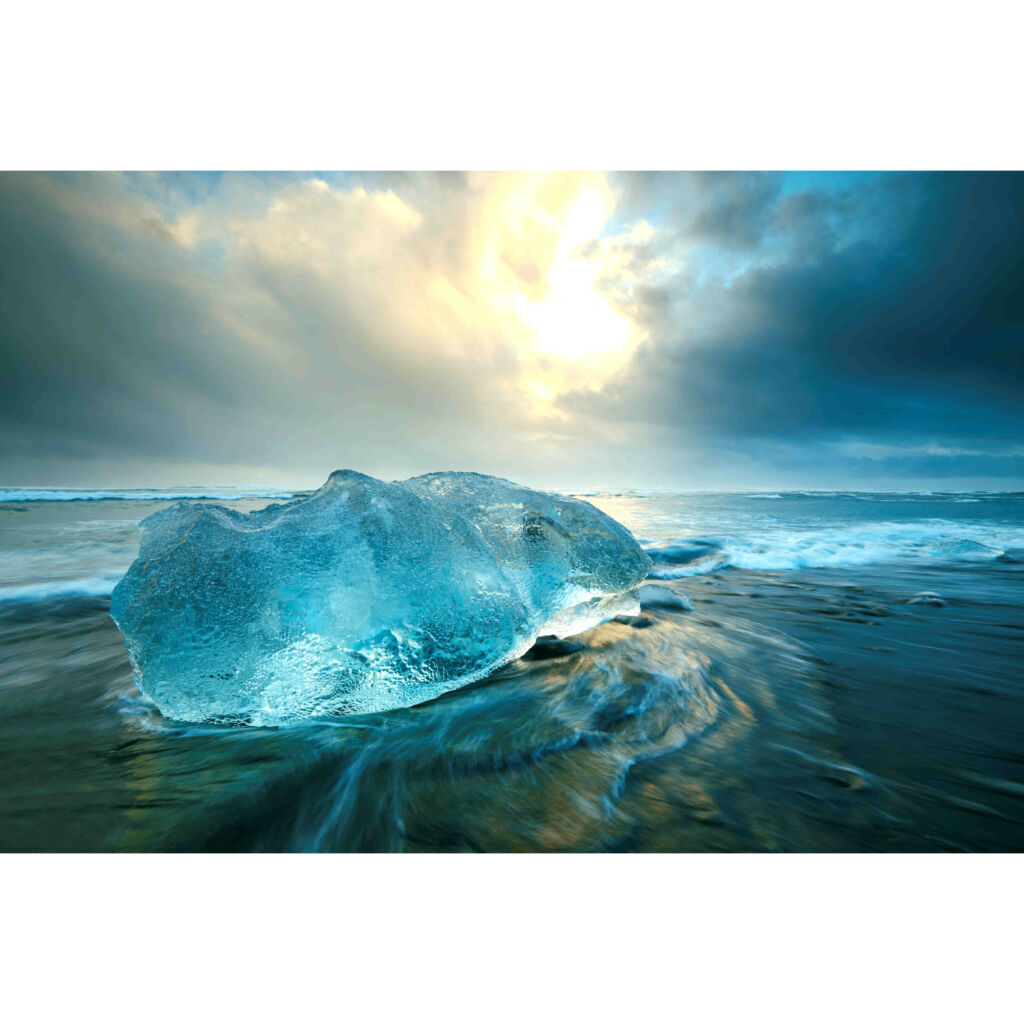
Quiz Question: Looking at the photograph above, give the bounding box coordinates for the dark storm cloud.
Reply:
[0,174,317,478]
[609,171,783,248]
[569,172,1024,484]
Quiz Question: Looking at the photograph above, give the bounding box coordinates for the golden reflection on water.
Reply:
[6,562,1020,852]
[106,606,828,852]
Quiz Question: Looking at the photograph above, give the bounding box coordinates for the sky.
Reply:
[1,170,1022,491]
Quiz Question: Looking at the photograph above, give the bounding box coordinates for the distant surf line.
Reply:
[0,489,301,502]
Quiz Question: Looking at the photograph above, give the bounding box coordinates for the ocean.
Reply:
[1,487,1022,852]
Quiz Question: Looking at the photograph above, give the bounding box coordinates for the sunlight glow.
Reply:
[514,260,632,360]
[467,175,641,412]
[225,171,645,426]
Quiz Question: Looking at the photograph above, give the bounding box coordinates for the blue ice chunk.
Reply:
[110,471,650,724]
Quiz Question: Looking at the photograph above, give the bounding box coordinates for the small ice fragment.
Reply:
[637,583,693,612]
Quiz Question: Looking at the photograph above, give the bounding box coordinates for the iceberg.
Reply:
[110,471,651,724]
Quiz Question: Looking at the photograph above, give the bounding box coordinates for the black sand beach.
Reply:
[2,558,1021,852]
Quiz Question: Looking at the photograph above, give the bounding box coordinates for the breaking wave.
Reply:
[645,520,1024,575]
[0,574,125,604]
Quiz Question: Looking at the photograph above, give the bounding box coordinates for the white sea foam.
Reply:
[644,521,1022,574]
[0,574,124,603]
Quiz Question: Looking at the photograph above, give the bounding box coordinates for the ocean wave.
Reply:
[0,488,298,503]
[785,490,1020,502]
[644,521,1023,573]
[0,574,122,604]
[643,539,729,578]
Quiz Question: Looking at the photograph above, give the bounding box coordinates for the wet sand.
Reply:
[1,558,1021,852]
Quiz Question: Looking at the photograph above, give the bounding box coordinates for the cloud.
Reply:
[563,172,1024,485]
[1,171,1022,489]
[0,172,646,485]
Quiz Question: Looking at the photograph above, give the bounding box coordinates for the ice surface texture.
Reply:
[110,471,651,724]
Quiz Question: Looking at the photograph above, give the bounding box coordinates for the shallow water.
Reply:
[1,489,1023,851]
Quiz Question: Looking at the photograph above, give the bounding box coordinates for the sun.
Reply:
[474,177,639,408]
[515,256,633,362]
[516,184,633,360]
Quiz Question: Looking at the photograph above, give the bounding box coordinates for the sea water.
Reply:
[1,487,1022,851]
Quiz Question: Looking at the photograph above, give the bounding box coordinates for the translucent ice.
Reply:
[637,584,692,612]
[110,471,651,724]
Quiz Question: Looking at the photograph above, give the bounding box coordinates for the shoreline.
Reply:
[1,559,1021,852]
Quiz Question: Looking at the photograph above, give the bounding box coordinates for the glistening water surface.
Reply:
[1,488,1022,851]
